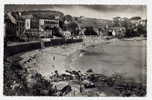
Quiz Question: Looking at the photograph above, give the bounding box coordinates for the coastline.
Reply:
[4,36,147,96]
[17,36,146,81]
[19,36,107,79]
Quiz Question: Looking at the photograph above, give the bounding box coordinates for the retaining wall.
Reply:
[5,38,83,56]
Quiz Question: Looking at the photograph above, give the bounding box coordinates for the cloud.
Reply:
[5,5,147,19]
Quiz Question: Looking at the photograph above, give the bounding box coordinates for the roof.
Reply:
[6,12,17,24]
[5,11,24,24]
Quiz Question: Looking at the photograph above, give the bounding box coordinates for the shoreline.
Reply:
[18,36,107,79]
[4,36,147,96]
[17,36,146,80]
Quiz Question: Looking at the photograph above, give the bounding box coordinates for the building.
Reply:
[112,27,126,37]
[4,12,25,41]
[5,10,64,41]
[139,19,147,26]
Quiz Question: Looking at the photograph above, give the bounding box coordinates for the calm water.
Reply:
[66,39,146,82]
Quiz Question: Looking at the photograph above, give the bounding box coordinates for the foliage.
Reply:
[4,56,146,96]
[112,16,147,37]
[4,56,56,96]
[84,26,98,35]
[91,72,146,96]
[130,16,141,20]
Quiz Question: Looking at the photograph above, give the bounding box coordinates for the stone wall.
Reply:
[5,38,83,56]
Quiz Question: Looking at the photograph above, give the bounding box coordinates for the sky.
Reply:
[5,5,147,20]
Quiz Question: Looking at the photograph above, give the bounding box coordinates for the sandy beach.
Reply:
[19,36,104,78]
[19,36,146,82]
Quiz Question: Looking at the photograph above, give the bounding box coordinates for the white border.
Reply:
[0,0,152,100]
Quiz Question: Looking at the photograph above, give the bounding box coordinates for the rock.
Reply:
[66,87,81,96]
[83,88,99,96]
[40,90,49,95]
[82,80,95,88]
[98,92,107,96]
[52,81,69,90]
[61,85,72,96]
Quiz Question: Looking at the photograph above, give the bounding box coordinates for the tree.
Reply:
[59,15,73,31]
[67,21,79,35]
[113,17,121,27]
[130,16,141,20]
[137,24,147,37]
[63,15,73,22]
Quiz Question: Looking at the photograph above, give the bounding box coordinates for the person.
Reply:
[53,56,55,61]
[39,34,45,51]
[80,84,84,94]
[39,27,45,50]
[112,29,116,37]
[98,28,102,36]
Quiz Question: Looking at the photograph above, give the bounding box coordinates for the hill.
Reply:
[75,16,112,28]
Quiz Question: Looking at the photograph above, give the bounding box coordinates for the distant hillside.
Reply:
[75,17,112,28]
[21,10,64,17]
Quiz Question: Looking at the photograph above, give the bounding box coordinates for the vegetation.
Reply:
[112,16,147,37]
[4,56,146,97]
[4,56,56,96]
[84,26,98,35]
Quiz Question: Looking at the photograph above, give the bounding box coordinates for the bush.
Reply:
[84,27,98,35]
[4,56,56,96]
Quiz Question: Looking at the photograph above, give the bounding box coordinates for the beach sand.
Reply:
[19,36,146,82]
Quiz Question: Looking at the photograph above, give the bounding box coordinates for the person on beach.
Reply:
[40,38,45,51]
[53,56,56,61]
[112,29,116,37]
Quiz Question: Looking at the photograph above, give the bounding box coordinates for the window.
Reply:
[31,19,39,29]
